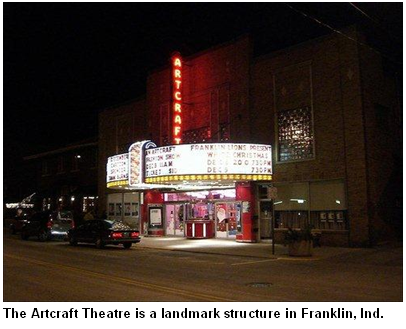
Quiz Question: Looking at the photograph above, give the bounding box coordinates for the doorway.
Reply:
[215,202,240,238]
[165,204,185,236]
[259,200,273,239]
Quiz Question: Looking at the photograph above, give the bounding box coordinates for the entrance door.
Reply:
[215,202,239,238]
[259,201,273,239]
[165,204,185,236]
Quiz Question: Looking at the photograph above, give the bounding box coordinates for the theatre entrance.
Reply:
[215,202,241,239]
[165,203,185,236]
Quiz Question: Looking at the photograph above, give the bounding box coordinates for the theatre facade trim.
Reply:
[98,28,402,247]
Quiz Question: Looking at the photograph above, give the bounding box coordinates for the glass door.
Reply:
[215,202,240,238]
[259,201,273,239]
[165,204,185,236]
[173,204,185,236]
[166,205,175,235]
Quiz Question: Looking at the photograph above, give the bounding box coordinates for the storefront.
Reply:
[106,141,273,242]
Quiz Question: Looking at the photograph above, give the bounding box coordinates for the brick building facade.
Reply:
[99,27,401,247]
[24,139,99,217]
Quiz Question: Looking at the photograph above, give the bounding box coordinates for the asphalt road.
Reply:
[3,232,403,302]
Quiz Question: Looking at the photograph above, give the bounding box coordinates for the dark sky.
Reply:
[3,2,402,174]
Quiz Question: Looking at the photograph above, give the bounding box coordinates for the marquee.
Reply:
[144,143,272,184]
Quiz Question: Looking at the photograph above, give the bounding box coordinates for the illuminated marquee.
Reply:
[172,52,183,144]
[128,140,157,186]
[106,140,157,188]
[144,143,273,184]
[106,153,129,186]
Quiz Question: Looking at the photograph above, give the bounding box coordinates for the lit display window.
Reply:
[277,106,314,162]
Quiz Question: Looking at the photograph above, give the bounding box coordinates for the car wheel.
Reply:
[95,238,104,249]
[123,242,132,249]
[20,231,29,240]
[69,236,78,246]
[38,230,48,242]
[10,226,16,235]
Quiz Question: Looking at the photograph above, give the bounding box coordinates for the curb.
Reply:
[138,245,281,259]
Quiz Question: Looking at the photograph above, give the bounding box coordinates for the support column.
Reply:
[236,182,258,243]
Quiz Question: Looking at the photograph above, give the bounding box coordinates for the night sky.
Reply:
[3,2,402,178]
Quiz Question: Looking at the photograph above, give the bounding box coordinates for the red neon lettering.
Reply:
[174,91,181,101]
[174,103,182,112]
[172,53,183,145]
[174,69,181,78]
[174,80,181,89]
[174,115,182,124]
[174,58,182,67]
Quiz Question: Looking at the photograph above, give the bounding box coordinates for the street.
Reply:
[3,232,402,302]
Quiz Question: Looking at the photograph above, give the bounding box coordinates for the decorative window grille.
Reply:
[277,106,314,162]
[182,126,211,144]
[219,123,230,142]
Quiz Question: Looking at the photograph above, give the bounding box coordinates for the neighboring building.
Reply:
[99,27,402,247]
[24,139,99,217]
[98,98,148,226]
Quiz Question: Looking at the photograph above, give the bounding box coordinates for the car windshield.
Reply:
[103,220,131,231]
[59,211,73,219]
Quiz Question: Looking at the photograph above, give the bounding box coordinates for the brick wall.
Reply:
[146,36,251,144]
[357,31,402,243]
[98,99,147,214]
[251,28,375,246]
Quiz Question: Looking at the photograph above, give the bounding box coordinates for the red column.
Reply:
[141,190,164,236]
[236,182,258,243]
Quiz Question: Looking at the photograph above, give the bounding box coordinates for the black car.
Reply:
[68,219,141,249]
[20,211,74,241]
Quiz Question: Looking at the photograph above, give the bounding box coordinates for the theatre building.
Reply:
[98,27,401,247]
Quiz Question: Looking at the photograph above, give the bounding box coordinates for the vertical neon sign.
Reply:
[172,52,182,144]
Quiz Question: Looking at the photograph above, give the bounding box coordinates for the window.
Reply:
[219,123,230,142]
[71,155,80,171]
[182,126,211,144]
[277,106,314,162]
[124,203,131,216]
[83,196,96,212]
[310,180,346,230]
[57,156,64,173]
[115,203,122,217]
[42,160,49,176]
[273,180,347,230]
[131,203,139,217]
[108,203,115,216]
[274,183,309,229]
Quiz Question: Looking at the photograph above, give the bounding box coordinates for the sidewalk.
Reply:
[138,236,369,261]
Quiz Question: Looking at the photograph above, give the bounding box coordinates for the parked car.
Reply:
[20,211,74,241]
[68,219,140,249]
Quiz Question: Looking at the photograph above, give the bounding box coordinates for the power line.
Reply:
[348,2,402,41]
[284,3,402,65]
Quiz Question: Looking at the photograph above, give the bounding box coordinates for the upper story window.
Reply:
[182,126,211,144]
[71,154,80,171]
[57,156,64,173]
[41,160,49,176]
[277,106,314,162]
